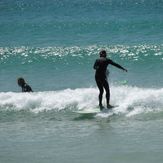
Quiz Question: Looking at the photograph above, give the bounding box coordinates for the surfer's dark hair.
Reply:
[17,77,25,86]
[99,50,107,57]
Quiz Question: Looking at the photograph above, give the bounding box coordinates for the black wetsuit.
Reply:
[93,57,125,108]
[22,83,33,92]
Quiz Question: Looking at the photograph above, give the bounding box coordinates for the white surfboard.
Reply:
[73,108,100,114]
[73,105,118,115]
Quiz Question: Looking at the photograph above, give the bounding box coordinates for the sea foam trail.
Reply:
[0,86,163,116]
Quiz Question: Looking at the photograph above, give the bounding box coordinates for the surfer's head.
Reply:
[99,50,107,58]
[17,77,25,87]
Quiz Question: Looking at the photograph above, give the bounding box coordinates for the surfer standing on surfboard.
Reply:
[93,50,127,110]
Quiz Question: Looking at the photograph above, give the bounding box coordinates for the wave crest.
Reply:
[0,86,163,117]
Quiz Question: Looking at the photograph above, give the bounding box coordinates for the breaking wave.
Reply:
[0,86,163,117]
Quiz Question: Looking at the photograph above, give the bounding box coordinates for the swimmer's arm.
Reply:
[109,60,127,72]
[26,85,33,92]
[28,86,33,92]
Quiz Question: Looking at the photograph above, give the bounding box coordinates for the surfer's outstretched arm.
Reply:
[110,60,127,72]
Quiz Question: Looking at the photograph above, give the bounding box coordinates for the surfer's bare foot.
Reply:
[107,104,113,109]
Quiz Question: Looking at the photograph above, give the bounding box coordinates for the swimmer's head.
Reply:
[99,50,107,58]
[17,77,25,87]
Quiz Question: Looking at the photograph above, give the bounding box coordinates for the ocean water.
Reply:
[0,0,163,163]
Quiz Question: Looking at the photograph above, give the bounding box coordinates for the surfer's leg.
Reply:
[103,79,111,108]
[96,79,104,109]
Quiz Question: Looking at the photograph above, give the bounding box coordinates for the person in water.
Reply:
[17,77,33,92]
[93,50,127,110]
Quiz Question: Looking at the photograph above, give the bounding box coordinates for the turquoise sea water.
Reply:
[0,0,163,163]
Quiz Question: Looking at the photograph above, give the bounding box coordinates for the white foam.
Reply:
[0,86,163,116]
[112,86,163,117]
[0,88,97,113]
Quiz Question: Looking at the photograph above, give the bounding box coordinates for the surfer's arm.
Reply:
[93,60,99,70]
[28,85,33,92]
[22,84,33,92]
[109,60,127,72]
[29,87,33,92]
